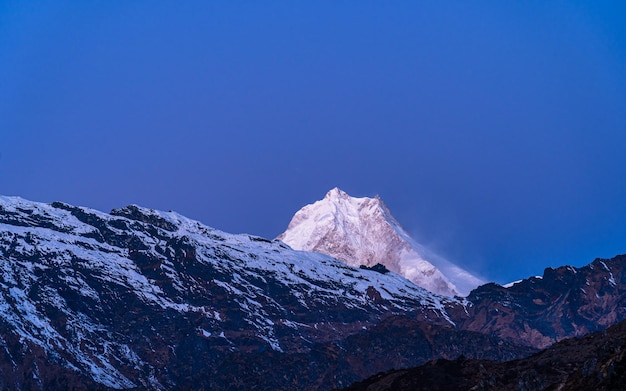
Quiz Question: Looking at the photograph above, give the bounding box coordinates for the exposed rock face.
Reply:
[447,255,626,349]
[0,196,525,390]
[277,188,484,296]
[341,319,626,391]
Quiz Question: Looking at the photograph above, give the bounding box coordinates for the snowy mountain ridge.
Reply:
[0,195,459,389]
[277,188,484,296]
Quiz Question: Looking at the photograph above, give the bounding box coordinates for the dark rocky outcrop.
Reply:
[359,263,390,274]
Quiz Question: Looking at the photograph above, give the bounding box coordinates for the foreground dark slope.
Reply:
[342,319,626,391]
[216,316,536,390]
[0,196,531,390]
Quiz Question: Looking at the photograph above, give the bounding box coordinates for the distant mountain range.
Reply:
[0,195,624,389]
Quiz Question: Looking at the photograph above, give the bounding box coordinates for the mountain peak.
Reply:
[325,187,347,199]
[323,187,380,206]
[278,189,484,296]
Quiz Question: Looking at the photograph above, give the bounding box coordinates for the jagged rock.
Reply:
[447,256,626,349]
[359,263,390,274]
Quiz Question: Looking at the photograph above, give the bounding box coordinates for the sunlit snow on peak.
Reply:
[278,188,485,296]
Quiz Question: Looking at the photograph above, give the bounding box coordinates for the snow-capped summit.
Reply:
[277,188,484,296]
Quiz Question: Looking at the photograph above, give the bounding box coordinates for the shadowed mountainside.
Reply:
[341,318,626,391]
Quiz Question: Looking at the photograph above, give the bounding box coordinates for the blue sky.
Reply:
[2,1,626,284]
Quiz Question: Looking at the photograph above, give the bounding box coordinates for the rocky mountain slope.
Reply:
[219,316,537,390]
[277,188,484,296]
[447,255,626,349]
[0,196,528,390]
[342,318,626,391]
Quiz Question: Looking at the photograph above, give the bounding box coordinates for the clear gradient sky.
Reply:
[2,1,626,285]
